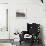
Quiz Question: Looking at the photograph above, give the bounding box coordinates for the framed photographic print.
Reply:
[16,9,27,18]
[16,12,25,17]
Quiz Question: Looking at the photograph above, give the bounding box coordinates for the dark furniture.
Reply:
[19,23,41,46]
[41,0,43,3]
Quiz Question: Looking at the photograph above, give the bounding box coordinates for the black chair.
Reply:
[27,23,40,43]
[19,23,40,46]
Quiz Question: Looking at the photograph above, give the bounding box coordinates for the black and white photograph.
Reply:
[0,0,46,46]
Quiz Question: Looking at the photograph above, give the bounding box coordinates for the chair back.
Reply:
[27,23,40,36]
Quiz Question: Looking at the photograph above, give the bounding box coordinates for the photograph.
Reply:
[0,0,46,46]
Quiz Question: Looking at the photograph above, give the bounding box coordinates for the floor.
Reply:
[0,43,13,46]
[19,41,43,46]
[0,39,43,46]
[0,42,43,46]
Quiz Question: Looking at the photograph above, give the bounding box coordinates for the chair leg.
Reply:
[20,41,21,45]
[30,40,34,46]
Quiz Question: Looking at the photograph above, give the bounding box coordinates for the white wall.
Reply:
[9,0,46,46]
[0,4,9,39]
[0,0,46,46]
[0,0,45,46]
[0,0,8,3]
[0,0,13,46]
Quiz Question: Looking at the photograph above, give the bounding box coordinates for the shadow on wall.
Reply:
[40,25,45,46]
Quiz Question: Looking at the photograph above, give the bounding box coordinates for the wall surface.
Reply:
[0,0,8,3]
[0,0,46,46]
[9,0,46,46]
[0,3,9,39]
[0,0,14,46]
